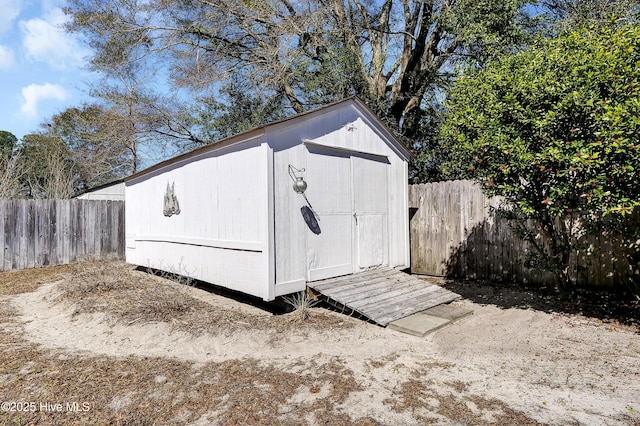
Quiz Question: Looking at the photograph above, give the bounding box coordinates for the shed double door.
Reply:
[305,145,389,281]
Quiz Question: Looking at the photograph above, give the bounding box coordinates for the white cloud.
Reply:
[0,0,21,34]
[20,82,68,118]
[0,44,14,69]
[20,7,88,69]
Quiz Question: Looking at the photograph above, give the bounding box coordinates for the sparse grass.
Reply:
[0,292,374,425]
[51,261,353,337]
[383,378,543,425]
[2,260,632,425]
[57,262,196,326]
[0,263,84,296]
[0,339,378,425]
[282,290,320,321]
[445,380,470,393]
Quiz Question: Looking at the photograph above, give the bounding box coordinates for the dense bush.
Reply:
[441,23,640,293]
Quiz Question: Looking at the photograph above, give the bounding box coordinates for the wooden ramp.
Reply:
[307,267,460,326]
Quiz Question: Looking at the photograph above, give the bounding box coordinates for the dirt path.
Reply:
[1,262,639,425]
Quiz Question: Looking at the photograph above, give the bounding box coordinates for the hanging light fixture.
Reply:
[288,164,320,224]
[288,165,307,194]
[293,176,307,194]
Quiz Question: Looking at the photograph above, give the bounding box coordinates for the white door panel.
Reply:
[304,146,389,280]
[357,214,387,268]
[304,146,352,281]
[352,155,389,269]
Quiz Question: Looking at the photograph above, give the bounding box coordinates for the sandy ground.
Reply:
[2,262,640,425]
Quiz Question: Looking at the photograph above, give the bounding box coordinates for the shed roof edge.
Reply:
[124,97,411,183]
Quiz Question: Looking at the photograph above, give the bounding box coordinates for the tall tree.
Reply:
[89,63,205,172]
[45,104,131,187]
[541,0,639,30]
[0,130,18,156]
[65,0,529,177]
[18,133,77,199]
[191,82,290,142]
[0,153,23,199]
[0,130,23,199]
[16,104,141,199]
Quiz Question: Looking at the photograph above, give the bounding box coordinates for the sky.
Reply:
[0,0,93,141]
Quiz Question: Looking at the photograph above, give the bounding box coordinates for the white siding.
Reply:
[126,98,409,300]
[271,101,409,288]
[272,143,308,293]
[352,154,389,269]
[77,182,125,200]
[126,140,270,299]
[389,160,410,267]
[304,145,353,281]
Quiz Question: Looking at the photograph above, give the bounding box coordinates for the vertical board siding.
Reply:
[0,199,125,271]
[410,181,630,287]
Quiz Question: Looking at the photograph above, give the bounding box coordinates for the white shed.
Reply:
[124,98,411,301]
[76,180,125,201]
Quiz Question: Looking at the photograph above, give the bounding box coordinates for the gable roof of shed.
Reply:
[124,97,410,182]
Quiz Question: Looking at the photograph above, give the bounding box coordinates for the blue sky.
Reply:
[0,0,93,141]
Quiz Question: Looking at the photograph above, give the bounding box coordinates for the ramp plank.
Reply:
[308,269,459,326]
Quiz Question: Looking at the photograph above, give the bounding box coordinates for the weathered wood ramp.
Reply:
[307,267,460,326]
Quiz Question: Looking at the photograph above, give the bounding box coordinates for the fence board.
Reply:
[25,202,36,269]
[4,201,16,271]
[410,180,631,287]
[116,200,125,258]
[0,202,4,268]
[100,200,109,256]
[73,200,85,260]
[1,203,11,268]
[86,201,96,256]
[38,201,51,267]
[18,202,28,270]
[0,199,125,272]
[60,201,71,265]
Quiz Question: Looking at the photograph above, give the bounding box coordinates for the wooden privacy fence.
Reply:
[409,180,630,287]
[0,199,125,272]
